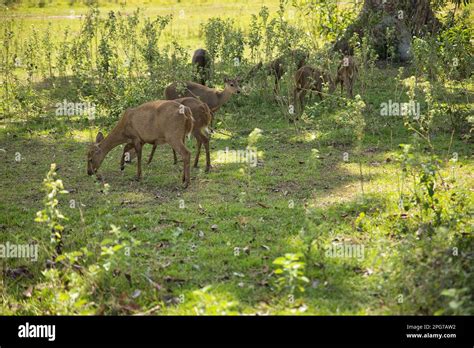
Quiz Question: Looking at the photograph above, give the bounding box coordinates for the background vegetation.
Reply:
[0,0,472,315]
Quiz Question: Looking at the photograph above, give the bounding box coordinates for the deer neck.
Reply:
[98,128,127,156]
[216,87,233,109]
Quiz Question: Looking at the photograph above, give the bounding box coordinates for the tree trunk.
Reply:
[334,0,440,61]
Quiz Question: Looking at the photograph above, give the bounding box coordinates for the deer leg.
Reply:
[172,134,186,165]
[203,135,211,173]
[147,144,157,164]
[172,148,178,164]
[299,89,307,114]
[170,140,191,188]
[134,140,143,180]
[194,131,210,172]
[295,90,301,115]
[193,135,202,168]
[292,87,300,119]
[120,153,125,171]
[273,75,281,95]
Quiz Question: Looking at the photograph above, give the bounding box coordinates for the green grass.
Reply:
[1,0,473,315]
[1,0,283,53]
[1,62,472,314]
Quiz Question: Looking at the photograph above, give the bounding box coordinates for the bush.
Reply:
[1,165,142,315]
[306,95,366,146]
[412,9,473,81]
[386,145,473,314]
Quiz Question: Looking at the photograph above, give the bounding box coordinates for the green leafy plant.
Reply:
[293,0,359,50]
[35,163,68,256]
[273,253,309,295]
[20,164,142,315]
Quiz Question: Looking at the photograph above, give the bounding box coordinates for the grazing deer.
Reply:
[87,100,194,187]
[122,97,213,173]
[335,56,357,98]
[246,49,308,93]
[293,65,335,114]
[164,77,241,114]
[192,48,211,86]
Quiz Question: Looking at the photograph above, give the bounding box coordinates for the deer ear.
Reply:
[96,132,104,143]
[223,76,229,83]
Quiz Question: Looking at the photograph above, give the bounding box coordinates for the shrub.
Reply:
[273,253,309,295]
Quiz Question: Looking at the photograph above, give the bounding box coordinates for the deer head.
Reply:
[86,132,105,176]
[223,77,242,94]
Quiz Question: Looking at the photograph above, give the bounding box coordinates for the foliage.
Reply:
[273,253,309,295]
[412,9,473,81]
[292,0,360,50]
[438,9,473,80]
[35,163,69,255]
[0,0,472,316]
[8,166,142,315]
[388,143,473,314]
[201,17,245,77]
[306,94,366,147]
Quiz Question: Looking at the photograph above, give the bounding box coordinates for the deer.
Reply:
[293,65,335,115]
[246,49,308,94]
[335,55,357,98]
[192,48,211,86]
[87,100,194,187]
[164,77,241,115]
[121,97,213,173]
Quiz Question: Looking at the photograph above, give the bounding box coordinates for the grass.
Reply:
[1,62,473,314]
[1,1,473,315]
[1,0,283,53]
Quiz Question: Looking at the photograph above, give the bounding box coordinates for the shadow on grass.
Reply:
[1,115,396,314]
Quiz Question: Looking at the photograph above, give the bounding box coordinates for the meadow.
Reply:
[0,0,473,315]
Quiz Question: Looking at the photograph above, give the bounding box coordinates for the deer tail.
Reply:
[183,106,194,138]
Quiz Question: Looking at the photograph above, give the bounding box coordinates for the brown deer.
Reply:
[121,97,213,173]
[87,100,194,187]
[335,56,357,98]
[164,77,241,114]
[293,65,335,114]
[192,48,211,86]
[246,49,308,93]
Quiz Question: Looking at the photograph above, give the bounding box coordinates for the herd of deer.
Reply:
[87,48,358,187]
